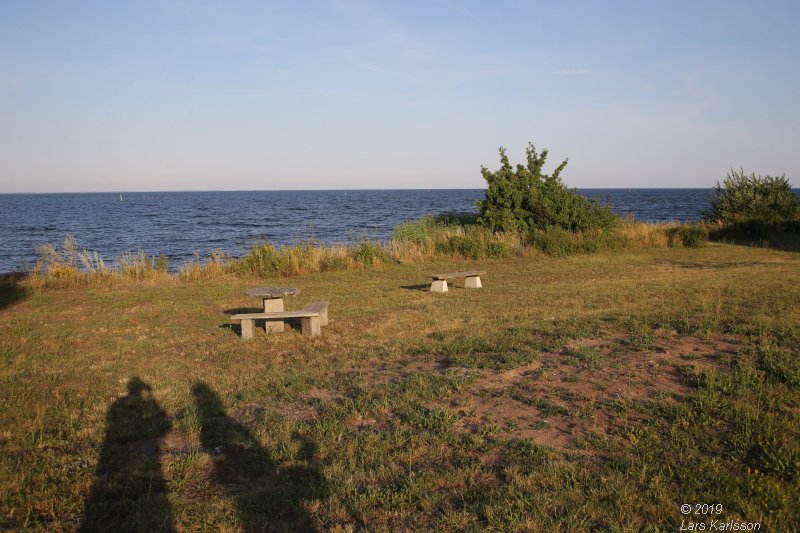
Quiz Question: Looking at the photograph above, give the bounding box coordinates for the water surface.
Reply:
[0,188,714,272]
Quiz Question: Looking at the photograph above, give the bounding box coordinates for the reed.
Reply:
[30,234,170,287]
[178,251,228,281]
[26,219,710,286]
[615,220,675,248]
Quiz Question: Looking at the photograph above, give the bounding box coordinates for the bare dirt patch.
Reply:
[130,424,195,457]
[273,402,318,421]
[434,334,739,450]
[338,357,450,387]
[304,387,342,402]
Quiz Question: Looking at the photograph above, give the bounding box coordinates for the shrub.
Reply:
[530,227,624,256]
[318,254,350,272]
[704,168,799,225]
[666,224,708,248]
[708,219,800,243]
[351,240,390,267]
[432,211,479,226]
[434,228,513,259]
[530,227,579,257]
[476,143,618,233]
[232,243,283,277]
[392,216,450,245]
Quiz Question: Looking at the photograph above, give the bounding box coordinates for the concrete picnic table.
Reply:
[245,287,300,332]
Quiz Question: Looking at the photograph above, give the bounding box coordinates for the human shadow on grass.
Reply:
[192,382,327,532]
[80,377,175,532]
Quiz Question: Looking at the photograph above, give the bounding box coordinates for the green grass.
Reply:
[1,243,799,531]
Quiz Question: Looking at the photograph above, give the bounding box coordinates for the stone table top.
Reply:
[245,287,300,298]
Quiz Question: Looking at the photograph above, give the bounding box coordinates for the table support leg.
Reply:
[263,298,284,333]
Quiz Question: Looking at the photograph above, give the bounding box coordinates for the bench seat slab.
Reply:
[232,311,319,320]
[232,311,322,339]
[430,270,487,280]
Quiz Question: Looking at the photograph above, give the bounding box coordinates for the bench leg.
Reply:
[240,319,255,340]
[318,307,328,326]
[431,280,448,293]
[300,316,321,337]
[465,276,482,289]
[263,298,284,333]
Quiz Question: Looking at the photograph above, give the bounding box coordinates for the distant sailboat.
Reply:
[119,193,123,202]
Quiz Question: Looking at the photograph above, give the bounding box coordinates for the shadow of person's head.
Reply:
[191,381,226,417]
[127,376,151,396]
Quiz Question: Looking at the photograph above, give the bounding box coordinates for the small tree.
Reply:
[704,168,799,224]
[476,143,617,233]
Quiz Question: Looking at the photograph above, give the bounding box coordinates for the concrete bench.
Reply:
[429,270,486,292]
[232,309,320,339]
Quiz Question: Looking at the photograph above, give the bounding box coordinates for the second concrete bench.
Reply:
[429,270,486,292]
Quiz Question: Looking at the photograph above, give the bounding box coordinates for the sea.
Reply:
[0,189,715,273]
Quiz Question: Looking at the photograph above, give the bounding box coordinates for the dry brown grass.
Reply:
[616,220,676,248]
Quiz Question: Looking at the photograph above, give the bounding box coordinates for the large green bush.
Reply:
[476,143,618,233]
[704,168,799,224]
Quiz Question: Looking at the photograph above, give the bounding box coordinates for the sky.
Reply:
[1,0,799,193]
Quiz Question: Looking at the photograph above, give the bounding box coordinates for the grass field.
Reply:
[1,243,799,531]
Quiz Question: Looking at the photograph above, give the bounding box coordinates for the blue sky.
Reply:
[1,0,798,192]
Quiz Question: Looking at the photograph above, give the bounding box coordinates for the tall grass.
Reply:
[30,234,170,287]
[27,219,711,286]
[227,241,358,278]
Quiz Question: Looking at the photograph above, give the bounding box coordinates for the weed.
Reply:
[567,346,607,368]
[666,224,709,248]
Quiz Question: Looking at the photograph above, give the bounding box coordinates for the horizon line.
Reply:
[0,187,724,195]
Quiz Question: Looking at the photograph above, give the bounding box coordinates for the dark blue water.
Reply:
[0,189,713,273]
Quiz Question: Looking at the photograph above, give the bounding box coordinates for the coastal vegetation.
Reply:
[704,168,800,244]
[24,219,699,286]
[477,143,618,233]
[705,168,800,225]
